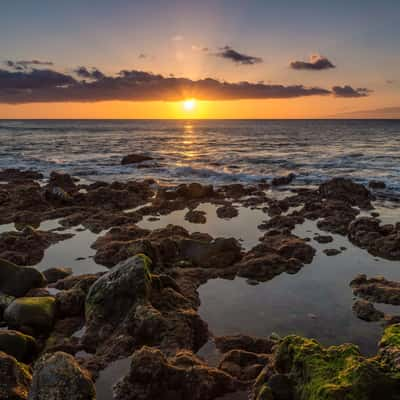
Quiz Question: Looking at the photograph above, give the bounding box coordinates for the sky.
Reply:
[0,0,399,119]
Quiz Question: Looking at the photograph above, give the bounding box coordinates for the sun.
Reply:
[182,98,197,112]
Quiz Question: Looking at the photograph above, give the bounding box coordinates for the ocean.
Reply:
[1,119,399,193]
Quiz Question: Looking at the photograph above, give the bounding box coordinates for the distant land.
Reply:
[334,107,400,119]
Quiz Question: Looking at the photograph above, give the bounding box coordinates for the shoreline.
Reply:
[0,168,400,399]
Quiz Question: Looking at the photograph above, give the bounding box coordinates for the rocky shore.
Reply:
[0,168,399,399]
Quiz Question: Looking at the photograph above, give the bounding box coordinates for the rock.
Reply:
[215,335,274,355]
[258,215,304,232]
[48,171,77,192]
[352,299,385,321]
[323,248,341,256]
[177,183,215,199]
[4,297,57,334]
[271,335,400,400]
[113,346,239,400]
[319,177,373,209]
[84,255,151,344]
[350,275,400,305]
[0,168,43,182]
[369,180,386,189]
[0,330,37,362]
[313,234,333,243]
[216,205,239,219]
[218,349,270,381]
[0,258,46,297]
[271,173,295,186]
[184,210,207,224]
[29,351,95,400]
[42,267,72,284]
[0,229,73,266]
[0,351,32,400]
[237,232,315,281]
[349,217,400,260]
[121,154,154,165]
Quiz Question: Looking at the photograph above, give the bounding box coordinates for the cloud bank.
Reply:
[215,46,263,65]
[5,60,54,71]
[0,63,370,104]
[290,55,335,70]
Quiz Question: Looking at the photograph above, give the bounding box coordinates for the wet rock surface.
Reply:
[114,346,240,400]
[0,351,32,400]
[351,274,400,305]
[1,169,400,398]
[29,351,95,400]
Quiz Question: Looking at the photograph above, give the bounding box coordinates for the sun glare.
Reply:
[183,99,197,112]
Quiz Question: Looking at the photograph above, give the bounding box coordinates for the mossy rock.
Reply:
[4,296,56,334]
[0,351,32,400]
[0,330,37,362]
[0,258,46,297]
[85,255,151,332]
[380,324,400,348]
[273,335,400,400]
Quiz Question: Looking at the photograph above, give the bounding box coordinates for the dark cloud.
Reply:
[138,53,147,59]
[0,66,370,104]
[0,69,76,90]
[386,79,396,85]
[74,66,105,80]
[215,46,263,65]
[290,55,335,70]
[5,60,54,70]
[331,85,372,98]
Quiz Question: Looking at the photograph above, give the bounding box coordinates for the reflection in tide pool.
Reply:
[199,219,400,356]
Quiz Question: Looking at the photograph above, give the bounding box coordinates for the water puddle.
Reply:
[199,219,400,356]
[95,357,131,400]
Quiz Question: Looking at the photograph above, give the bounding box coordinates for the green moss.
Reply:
[274,335,400,400]
[380,324,400,348]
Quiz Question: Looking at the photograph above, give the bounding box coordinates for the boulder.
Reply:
[114,347,238,400]
[184,210,207,224]
[260,335,400,400]
[0,351,32,400]
[0,258,46,297]
[0,330,37,362]
[84,255,150,343]
[319,177,373,209]
[350,275,400,305]
[271,173,295,186]
[4,297,57,334]
[215,335,275,355]
[121,154,153,165]
[369,180,386,189]
[352,299,385,322]
[29,351,95,400]
[216,205,239,219]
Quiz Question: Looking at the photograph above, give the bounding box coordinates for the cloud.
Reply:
[386,79,396,85]
[215,46,263,65]
[138,53,147,59]
[0,65,370,104]
[331,85,372,98]
[290,54,335,70]
[74,66,105,80]
[172,35,184,41]
[5,60,54,70]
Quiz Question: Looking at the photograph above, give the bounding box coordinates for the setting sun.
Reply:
[183,99,197,112]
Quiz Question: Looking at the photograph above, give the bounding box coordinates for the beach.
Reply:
[1,133,400,399]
